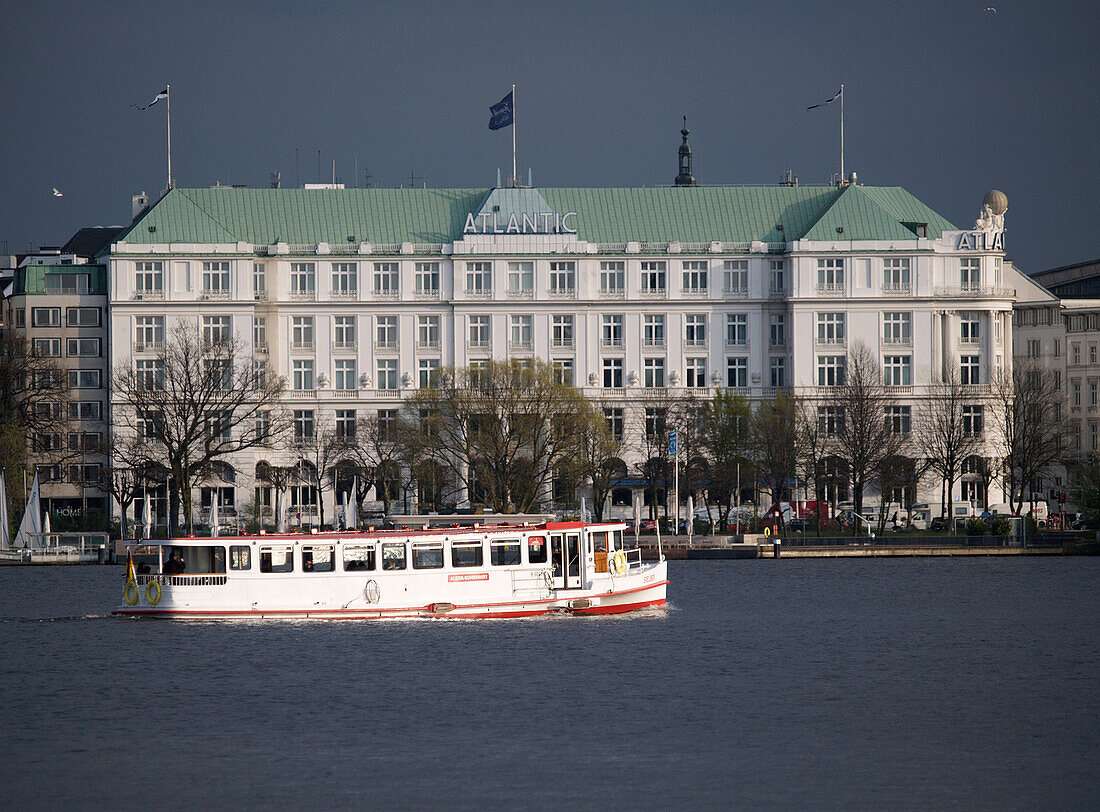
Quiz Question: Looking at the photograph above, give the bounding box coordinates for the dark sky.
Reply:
[2,0,1097,272]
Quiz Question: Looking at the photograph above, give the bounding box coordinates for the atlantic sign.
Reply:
[463,211,578,235]
[956,230,1004,251]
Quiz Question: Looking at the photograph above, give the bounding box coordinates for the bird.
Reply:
[52,188,63,197]
[984,6,997,12]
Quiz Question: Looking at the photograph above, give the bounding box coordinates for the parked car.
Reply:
[930,516,949,532]
[788,517,816,532]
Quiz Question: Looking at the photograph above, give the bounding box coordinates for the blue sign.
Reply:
[669,431,678,457]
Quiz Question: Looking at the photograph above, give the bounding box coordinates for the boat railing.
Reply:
[137,573,229,587]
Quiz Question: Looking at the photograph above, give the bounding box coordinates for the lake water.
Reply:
[1,558,1097,809]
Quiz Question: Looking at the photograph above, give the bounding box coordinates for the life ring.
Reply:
[124,581,139,606]
[542,570,555,591]
[146,580,162,606]
[610,551,627,576]
[764,526,772,537]
[364,579,380,604]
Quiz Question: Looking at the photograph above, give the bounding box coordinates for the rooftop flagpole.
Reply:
[166,84,173,190]
[840,84,844,182]
[511,83,517,187]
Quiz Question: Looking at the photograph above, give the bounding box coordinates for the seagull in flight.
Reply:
[984,6,997,12]
[52,188,63,197]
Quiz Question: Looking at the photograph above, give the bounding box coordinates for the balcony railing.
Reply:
[723,287,749,298]
[934,286,1016,298]
[333,341,357,351]
[551,339,574,349]
[726,338,748,348]
[882,284,912,295]
[549,288,576,299]
[685,338,708,348]
[375,340,398,351]
[465,289,492,299]
[253,342,268,355]
[602,338,624,349]
[599,287,626,299]
[332,389,359,398]
[416,340,441,351]
[816,283,845,295]
[468,340,491,350]
[681,288,709,298]
[413,289,441,300]
[201,289,230,300]
[331,290,358,299]
[134,341,164,353]
[289,290,317,300]
[508,340,533,352]
[884,385,913,394]
[643,337,665,348]
[882,336,911,346]
[639,288,667,299]
[375,388,400,398]
[373,289,399,299]
[507,288,534,299]
[133,290,164,300]
[285,389,317,399]
[291,341,315,351]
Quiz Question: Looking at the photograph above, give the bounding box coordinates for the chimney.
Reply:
[132,191,150,221]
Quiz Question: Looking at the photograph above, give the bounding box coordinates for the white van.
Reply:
[989,501,1049,525]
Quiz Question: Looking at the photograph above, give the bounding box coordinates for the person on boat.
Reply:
[163,550,186,575]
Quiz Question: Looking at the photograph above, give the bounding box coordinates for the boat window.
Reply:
[259,545,294,573]
[382,542,406,570]
[343,544,376,571]
[412,542,444,569]
[303,544,334,573]
[613,530,624,550]
[490,538,521,566]
[451,541,483,568]
[591,531,608,553]
[230,545,251,570]
[527,536,547,564]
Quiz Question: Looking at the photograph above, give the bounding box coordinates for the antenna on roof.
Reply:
[270,171,281,189]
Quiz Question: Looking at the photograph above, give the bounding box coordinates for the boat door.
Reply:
[549,532,582,589]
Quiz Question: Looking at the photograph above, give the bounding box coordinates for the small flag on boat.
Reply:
[125,550,136,584]
[488,90,514,130]
[134,87,169,110]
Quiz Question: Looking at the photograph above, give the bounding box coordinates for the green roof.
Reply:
[13,264,108,296]
[116,185,957,247]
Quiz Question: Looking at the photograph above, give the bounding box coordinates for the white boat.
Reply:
[113,520,667,619]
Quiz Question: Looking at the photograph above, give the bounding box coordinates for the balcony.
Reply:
[507,288,534,300]
[375,388,401,398]
[331,290,357,300]
[413,289,441,300]
[134,341,164,353]
[549,288,576,299]
[285,390,317,399]
[416,340,441,351]
[884,385,913,395]
[768,286,787,298]
[726,338,749,349]
[253,342,268,355]
[723,287,749,299]
[685,338,708,348]
[882,284,912,296]
[332,389,359,398]
[602,338,624,349]
[333,341,357,351]
[468,340,491,350]
[815,337,847,348]
[882,335,912,347]
[681,288,709,299]
[934,286,1016,298]
[373,289,399,300]
[201,289,230,301]
[508,340,533,352]
[639,288,667,299]
[816,283,845,296]
[289,290,316,301]
[465,288,492,299]
[291,341,315,352]
[375,340,398,352]
[133,290,164,300]
[551,338,574,349]
[643,337,665,348]
[599,287,625,299]
[254,290,268,301]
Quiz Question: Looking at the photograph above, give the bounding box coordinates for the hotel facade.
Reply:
[105,181,1019,527]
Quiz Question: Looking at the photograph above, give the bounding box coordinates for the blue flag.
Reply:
[489,91,514,130]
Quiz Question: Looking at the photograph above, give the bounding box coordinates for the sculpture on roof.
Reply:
[975,190,1008,235]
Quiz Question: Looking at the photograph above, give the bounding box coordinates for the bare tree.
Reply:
[990,362,1070,514]
[561,402,626,522]
[917,369,984,518]
[350,409,408,516]
[291,419,352,527]
[751,390,803,529]
[0,328,71,436]
[798,399,832,535]
[113,321,289,534]
[700,390,754,531]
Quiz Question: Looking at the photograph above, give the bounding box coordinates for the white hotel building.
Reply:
[105,177,1018,526]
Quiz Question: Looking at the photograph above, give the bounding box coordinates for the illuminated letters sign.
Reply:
[462,211,578,235]
[956,230,1004,251]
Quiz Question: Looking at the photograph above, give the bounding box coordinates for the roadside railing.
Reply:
[776,535,1018,548]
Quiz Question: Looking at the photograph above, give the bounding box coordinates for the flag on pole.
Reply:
[489,90,514,130]
[125,549,137,584]
[807,87,842,109]
[134,87,169,110]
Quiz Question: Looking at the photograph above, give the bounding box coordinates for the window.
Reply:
[418,359,440,388]
[883,258,911,292]
[67,463,101,485]
[451,541,483,567]
[1072,343,1081,365]
[682,261,707,294]
[202,316,231,345]
[509,315,532,348]
[412,542,444,569]
[603,358,623,388]
[886,406,912,435]
[641,261,666,294]
[205,409,232,441]
[602,315,624,347]
[817,356,846,386]
[726,314,747,347]
[67,338,100,357]
[331,262,357,296]
[66,307,100,327]
[817,258,844,291]
[135,261,163,294]
[14,309,25,327]
[551,315,574,348]
[374,262,399,297]
[769,260,785,293]
[300,545,335,573]
[334,359,357,390]
[135,360,164,390]
[1091,381,1098,407]
[254,411,271,444]
[230,546,251,570]
[961,258,981,291]
[136,412,163,438]
[291,262,316,296]
[32,307,60,327]
[600,261,625,296]
[770,314,786,347]
[528,536,548,564]
[685,358,706,388]
[377,359,398,390]
[293,360,314,391]
[1092,345,1098,365]
[253,360,268,389]
[882,356,912,386]
[44,274,89,294]
[253,263,266,299]
[382,542,407,570]
[727,357,748,388]
[962,405,984,435]
[33,338,60,357]
[466,262,492,295]
[36,401,62,420]
[136,316,165,351]
[68,369,101,389]
[1026,339,1040,358]
[469,315,491,347]
[69,401,102,420]
[819,406,845,435]
[507,262,533,297]
[293,410,314,440]
[685,314,706,346]
[644,358,665,388]
[343,544,376,571]
[770,357,787,387]
[645,407,667,439]
[644,315,665,347]
[960,312,980,344]
[292,316,314,350]
[604,408,624,441]
[960,356,980,385]
[723,260,748,295]
[202,261,230,295]
[550,261,575,296]
[883,312,912,344]
[552,359,574,386]
[1072,380,1081,407]
[417,315,441,349]
[333,316,355,349]
[376,316,398,350]
[34,369,62,389]
[260,545,294,573]
[490,539,521,566]
[1054,339,1061,358]
[816,313,846,345]
[415,262,440,296]
[35,433,62,452]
